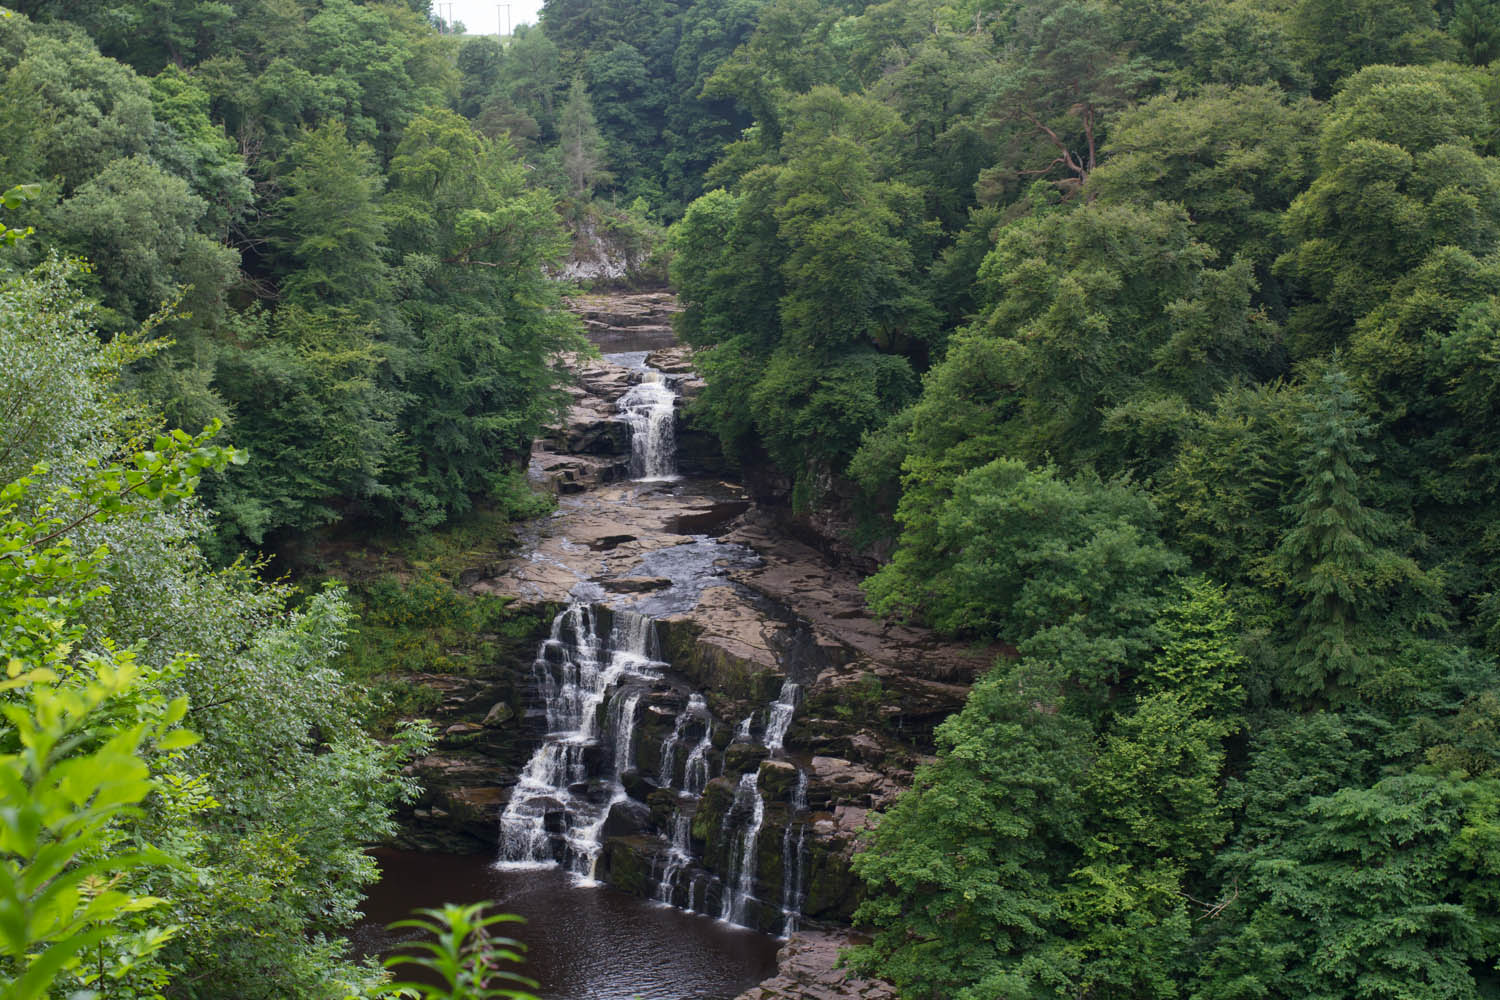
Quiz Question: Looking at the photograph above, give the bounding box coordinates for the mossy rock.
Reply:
[692,777,738,871]
[656,619,781,707]
[724,741,769,775]
[802,841,860,922]
[601,836,657,897]
[621,769,655,803]
[757,759,800,801]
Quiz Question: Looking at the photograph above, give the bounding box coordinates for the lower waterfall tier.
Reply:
[497,601,835,935]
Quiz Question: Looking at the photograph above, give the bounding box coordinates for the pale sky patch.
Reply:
[430,0,545,36]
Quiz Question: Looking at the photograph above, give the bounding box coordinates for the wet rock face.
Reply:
[570,291,681,354]
[392,603,561,853]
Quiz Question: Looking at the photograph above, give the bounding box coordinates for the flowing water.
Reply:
[718,772,766,926]
[359,350,809,997]
[609,351,678,481]
[498,606,663,880]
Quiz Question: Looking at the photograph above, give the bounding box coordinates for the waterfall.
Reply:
[719,771,765,926]
[657,706,691,788]
[660,693,711,789]
[498,605,660,878]
[617,368,678,480]
[780,769,809,936]
[655,807,693,906]
[780,823,807,937]
[500,603,813,934]
[682,702,716,795]
[764,679,799,754]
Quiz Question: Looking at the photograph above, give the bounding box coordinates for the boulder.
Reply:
[733,931,897,1000]
[602,797,654,838]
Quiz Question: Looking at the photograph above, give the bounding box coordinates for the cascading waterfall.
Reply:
[683,706,716,796]
[496,439,813,933]
[617,368,678,480]
[657,706,691,787]
[780,770,809,936]
[498,606,660,879]
[719,771,766,926]
[655,808,693,906]
[764,679,800,752]
[491,346,825,939]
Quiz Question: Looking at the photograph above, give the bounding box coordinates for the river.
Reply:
[350,850,780,999]
[345,292,973,999]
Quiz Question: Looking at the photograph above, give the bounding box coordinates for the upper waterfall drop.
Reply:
[608,352,679,481]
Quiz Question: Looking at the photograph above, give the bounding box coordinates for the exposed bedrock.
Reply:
[395,293,989,997]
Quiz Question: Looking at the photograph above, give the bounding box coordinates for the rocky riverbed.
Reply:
[392,290,992,997]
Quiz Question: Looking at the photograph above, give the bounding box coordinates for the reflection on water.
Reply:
[349,849,780,1000]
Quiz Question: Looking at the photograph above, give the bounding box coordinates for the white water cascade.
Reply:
[498,606,661,880]
[780,770,810,935]
[617,368,678,480]
[655,808,694,906]
[764,679,800,752]
[719,771,766,926]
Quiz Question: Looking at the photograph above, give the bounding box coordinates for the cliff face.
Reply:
[392,293,992,955]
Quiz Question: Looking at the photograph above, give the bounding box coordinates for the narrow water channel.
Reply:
[350,850,781,1000]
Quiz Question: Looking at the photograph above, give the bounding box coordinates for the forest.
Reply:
[6,0,1500,997]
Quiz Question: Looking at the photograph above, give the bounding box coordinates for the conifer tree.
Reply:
[1264,365,1434,700]
[558,75,612,200]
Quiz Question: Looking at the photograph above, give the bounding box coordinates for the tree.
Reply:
[671,86,939,504]
[1449,0,1500,65]
[850,660,1095,1000]
[865,459,1183,678]
[1290,0,1456,96]
[1157,380,1303,585]
[1276,64,1500,357]
[1261,365,1438,701]
[147,64,252,235]
[492,24,564,138]
[1197,707,1500,1000]
[861,199,1274,518]
[1178,0,1307,90]
[0,258,429,998]
[384,107,585,528]
[661,0,767,207]
[0,16,154,191]
[210,305,400,544]
[273,119,390,309]
[1091,85,1323,290]
[51,154,239,332]
[556,75,611,200]
[990,0,1156,195]
[584,42,664,201]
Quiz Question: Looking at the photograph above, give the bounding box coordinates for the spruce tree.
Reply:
[558,75,612,200]
[1266,365,1433,700]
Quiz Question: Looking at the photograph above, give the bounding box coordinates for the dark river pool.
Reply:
[349,849,781,1000]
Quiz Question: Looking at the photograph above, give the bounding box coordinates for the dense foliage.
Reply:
[655,0,1500,996]
[0,2,588,551]
[0,3,597,996]
[0,256,437,996]
[14,0,1500,997]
